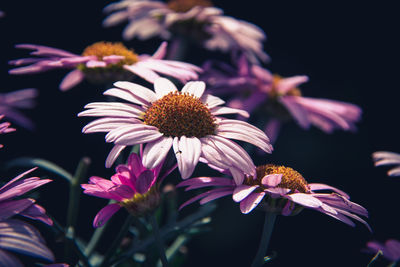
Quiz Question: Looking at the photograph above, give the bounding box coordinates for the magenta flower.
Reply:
[79,77,272,179]
[0,88,38,130]
[0,168,54,265]
[203,57,362,143]
[366,239,400,262]
[9,41,202,91]
[177,164,370,230]
[372,151,400,177]
[103,0,268,63]
[81,152,169,227]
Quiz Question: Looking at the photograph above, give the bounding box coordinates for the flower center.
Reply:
[246,164,309,193]
[81,41,138,66]
[167,0,213,13]
[120,187,160,217]
[143,91,216,138]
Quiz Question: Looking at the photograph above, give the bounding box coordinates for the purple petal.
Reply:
[239,192,266,214]
[0,249,23,267]
[19,203,53,225]
[308,183,350,199]
[261,174,282,187]
[0,219,54,262]
[0,199,35,220]
[275,75,308,94]
[93,203,121,228]
[232,185,258,202]
[59,69,84,91]
[286,193,323,208]
[177,177,234,190]
[135,170,156,194]
[199,189,234,205]
[107,184,134,200]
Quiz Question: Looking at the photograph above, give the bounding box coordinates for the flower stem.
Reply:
[149,213,169,267]
[99,214,135,267]
[251,212,277,267]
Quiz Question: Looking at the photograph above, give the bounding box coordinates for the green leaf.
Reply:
[5,157,73,182]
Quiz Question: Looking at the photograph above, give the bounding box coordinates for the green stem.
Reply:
[111,203,216,265]
[251,212,277,267]
[99,215,135,267]
[149,213,169,267]
[64,157,91,261]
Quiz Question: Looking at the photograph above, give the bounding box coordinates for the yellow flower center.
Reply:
[143,91,216,138]
[120,186,160,217]
[167,0,213,13]
[246,164,309,193]
[81,41,138,67]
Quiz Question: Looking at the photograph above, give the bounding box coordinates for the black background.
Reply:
[1,1,399,266]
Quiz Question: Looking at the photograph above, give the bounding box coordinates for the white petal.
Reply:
[113,81,157,103]
[142,136,173,169]
[181,81,206,98]
[154,77,178,99]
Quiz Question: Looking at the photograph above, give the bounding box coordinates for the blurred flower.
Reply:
[202,57,362,143]
[0,167,53,225]
[103,0,268,63]
[0,115,15,148]
[372,151,400,177]
[81,152,165,227]
[366,239,400,262]
[0,88,38,130]
[178,164,370,230]
[9,42,201,91]
[0,168,54,266]
[0,10,4,18]
[79,77,272,179]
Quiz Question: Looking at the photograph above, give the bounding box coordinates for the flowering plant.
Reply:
[0,1,398,266]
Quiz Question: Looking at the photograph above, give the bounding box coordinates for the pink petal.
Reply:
[275,75,309,94]
[59,69,85,91]
[232,185,258,202]
[93,203,121,228]
[135,170,156,194]
[106,145,126,168]
[123,64,160,84]
[142,137,173,170]
[286,193,323,208]
[151,41,168,60]
[240,192,266,214]
[261,174,282,187]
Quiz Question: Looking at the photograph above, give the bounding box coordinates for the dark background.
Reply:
[1,1,399,266]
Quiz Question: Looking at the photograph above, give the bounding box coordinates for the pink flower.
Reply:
[203,57,362,143]
[177,164,370,230]
[0,168,54,266]
[0,88,38,130]
[81,152,168,227]
[79,77,273,179]
[366,239,400,262]
[372,151,400,177]
[9,41,202,91]
[103,0,268,63]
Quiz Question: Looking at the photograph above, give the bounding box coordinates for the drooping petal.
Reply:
[19,203,53,226]
[142,137,173,170]
[232,185,258,202]
[239,192,265,214]
[59,69,84,91]
[173,136,202,179]
[106,145,126,168]
[93,203,121,228]
[261,174,282,187]
[286,193,323,208]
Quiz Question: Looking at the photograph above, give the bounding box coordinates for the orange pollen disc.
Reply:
[143,91,216,138]
[167,0,213,13]
[245,164,310,193]
[81,41,138,66]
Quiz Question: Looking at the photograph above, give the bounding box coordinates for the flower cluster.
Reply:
[1,0,396,266]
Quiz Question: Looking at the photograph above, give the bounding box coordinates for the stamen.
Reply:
[143,91,216,138]
[167,0,213,13]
